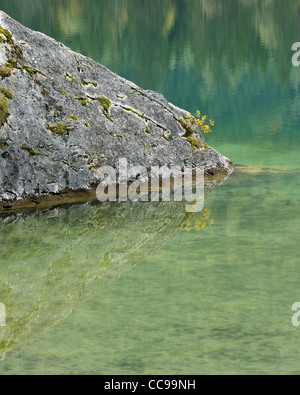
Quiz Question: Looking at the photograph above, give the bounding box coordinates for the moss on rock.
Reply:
[97,97,111,113]
[75,96,88,106]
[0,26,13,44]
[68,115,78,123]
[0,87,14,99]
[6,58,17,68]
[21,146,38,157]
[0,93,9,126]
[97,97,113,122]
[177,118,205,150]
[46,122,71,137]
[22,65,38,77]
[0,66,12,79]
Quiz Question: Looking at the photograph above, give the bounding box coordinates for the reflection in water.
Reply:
[0,175,225,359]
[0,201,187,357]
[2,0,299,84]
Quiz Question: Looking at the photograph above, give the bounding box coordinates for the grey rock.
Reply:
[0,11,233,205]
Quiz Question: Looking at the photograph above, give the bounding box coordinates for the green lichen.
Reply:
[6,58,17,68]
[0,57,20,80]
[113,133,128,141]
[0,66,12,79]
[72,52,79,64]
[81,80,97,87]
[88,156,102,170]
[97,97,111,112]
[22,64,47,77]
[21,146,38,157]
[0,93,9,127]
[162,131,170,141]
[0,26,23,62]
[97,97,113,122]
[0,87,14,100]
[185,135,204,151]
[103,113,113,122]
[64,73,74,83]
[35,78,49,96]
[87,157,94,165]
[68,115,78,123]
[0,27,13,44]
[41,85,48,96]
[12,45,23,60]
[125,107,150,121]
[130,108,141,117]
[75,96,88,106]
[22,65,38,77]
[128,108,141,117]
[89,165,100,170]
[46,122,71,137]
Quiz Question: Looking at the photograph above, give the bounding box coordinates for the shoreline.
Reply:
[0,169,232,214]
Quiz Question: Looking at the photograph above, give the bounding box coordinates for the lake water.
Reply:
[1,0,300,375]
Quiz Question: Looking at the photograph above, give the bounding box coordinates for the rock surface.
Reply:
[0,11,233,206]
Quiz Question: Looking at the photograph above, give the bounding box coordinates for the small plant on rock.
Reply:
[184,110,215,134]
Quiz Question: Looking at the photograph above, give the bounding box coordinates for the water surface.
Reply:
[0,0,300,375]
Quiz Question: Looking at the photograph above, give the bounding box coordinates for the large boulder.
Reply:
[0,11,233,208]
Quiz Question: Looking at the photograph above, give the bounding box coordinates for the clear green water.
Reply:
[1,0,300,375]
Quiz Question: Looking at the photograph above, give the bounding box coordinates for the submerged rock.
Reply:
[0,11,233,207]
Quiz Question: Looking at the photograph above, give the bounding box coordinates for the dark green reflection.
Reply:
[1,0,299,84]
